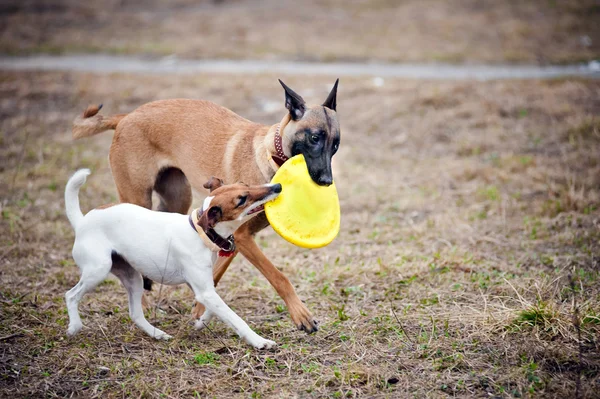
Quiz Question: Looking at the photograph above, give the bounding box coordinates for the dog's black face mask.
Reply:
[290,114,340,186]
[280,79,340,187]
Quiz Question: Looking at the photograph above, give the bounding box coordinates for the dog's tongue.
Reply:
[249,204,264,215]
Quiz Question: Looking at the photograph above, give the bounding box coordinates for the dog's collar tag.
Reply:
[189,209,236,257]
[213,233,235,257]
[218,238,235,257]
[272,124,289,167]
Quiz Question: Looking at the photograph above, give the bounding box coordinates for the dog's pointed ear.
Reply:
[322,79,339,111]
[199,206,222,230]
[203,176,224,193]
[279,79,306,121]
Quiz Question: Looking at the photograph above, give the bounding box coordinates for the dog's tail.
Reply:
[72,104,127,139]
[65,169,91,229]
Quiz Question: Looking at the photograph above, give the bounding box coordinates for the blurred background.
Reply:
[1,1,599,398]
[1,0,599,64]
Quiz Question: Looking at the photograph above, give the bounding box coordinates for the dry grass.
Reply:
[1,0,599,64]
[1,71,599,398]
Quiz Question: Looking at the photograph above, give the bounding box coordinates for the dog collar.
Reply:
[189,209,236,257]
[272,124,288,167]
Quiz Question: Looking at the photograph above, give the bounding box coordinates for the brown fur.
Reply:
[198,182,276,231]
[72,81,340,332]
[199,182,275,231]
[73,105,127,139]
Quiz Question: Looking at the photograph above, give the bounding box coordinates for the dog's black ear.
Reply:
[279,79,306,121]
[203,176,224,192]
[200,206,222,230]
[322,79,339,111]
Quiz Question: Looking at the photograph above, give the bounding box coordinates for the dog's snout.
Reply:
[272,183,282,193]
[317,176,333,186]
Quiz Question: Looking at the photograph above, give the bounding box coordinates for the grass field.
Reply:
[0,71,599,398]
[1,0,599,65]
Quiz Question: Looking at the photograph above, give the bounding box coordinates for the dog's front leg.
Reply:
[236,232,318,333]
[186,268,275,349]
[191,253,238,320]
[191,218,318,333]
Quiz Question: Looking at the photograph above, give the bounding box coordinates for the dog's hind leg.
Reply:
[111,257,172,340]
[153,167,194,311]
[109,149,154,210]
[110,141,158,300]
[114,172,154,299]
[65,251,112,336]
[154,167,193,214]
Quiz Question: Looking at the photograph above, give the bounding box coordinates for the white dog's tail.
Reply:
[65,169,91,229]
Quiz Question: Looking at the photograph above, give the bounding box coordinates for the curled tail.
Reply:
[65,169,91,229]
[72,104,128,139]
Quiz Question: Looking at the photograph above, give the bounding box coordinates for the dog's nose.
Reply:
[317,176,333,186]
[272,183,282,193]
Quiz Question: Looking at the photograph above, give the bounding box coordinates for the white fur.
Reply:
[64,169,91,229]
[63,169,277,349]
[202,195,214,211]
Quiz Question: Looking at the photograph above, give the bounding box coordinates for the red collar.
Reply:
[272,124,288,167]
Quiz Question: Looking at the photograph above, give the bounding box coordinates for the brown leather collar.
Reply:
[189,209,235,257]
[272,124,289,167]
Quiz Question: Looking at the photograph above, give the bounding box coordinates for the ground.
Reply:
[1,1,600,397]
[1,0,599,64]
[0,71,599,398]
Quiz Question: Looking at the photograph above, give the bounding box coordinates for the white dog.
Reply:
[64,169,281,349]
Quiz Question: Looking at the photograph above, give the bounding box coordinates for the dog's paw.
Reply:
[66,324,82,337]
[259,339,277,350]
[154,332,173,341]
[194,310,214,331]
[298,318,319,334]
[194,320,208,331]
[289,302,319,334]
[249,337,277,350]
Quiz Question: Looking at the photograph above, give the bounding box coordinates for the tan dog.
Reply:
[72,80,340,333]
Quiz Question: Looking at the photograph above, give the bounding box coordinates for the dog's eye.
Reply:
[237,196,247,207]
[333,142,339,154]
[309,133,320,144]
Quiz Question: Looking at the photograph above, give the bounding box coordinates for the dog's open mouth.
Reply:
[247,204,264,215]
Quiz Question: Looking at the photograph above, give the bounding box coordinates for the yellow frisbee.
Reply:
[265,155,340,248]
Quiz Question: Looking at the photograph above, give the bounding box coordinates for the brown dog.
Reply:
[72,79,340,333]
